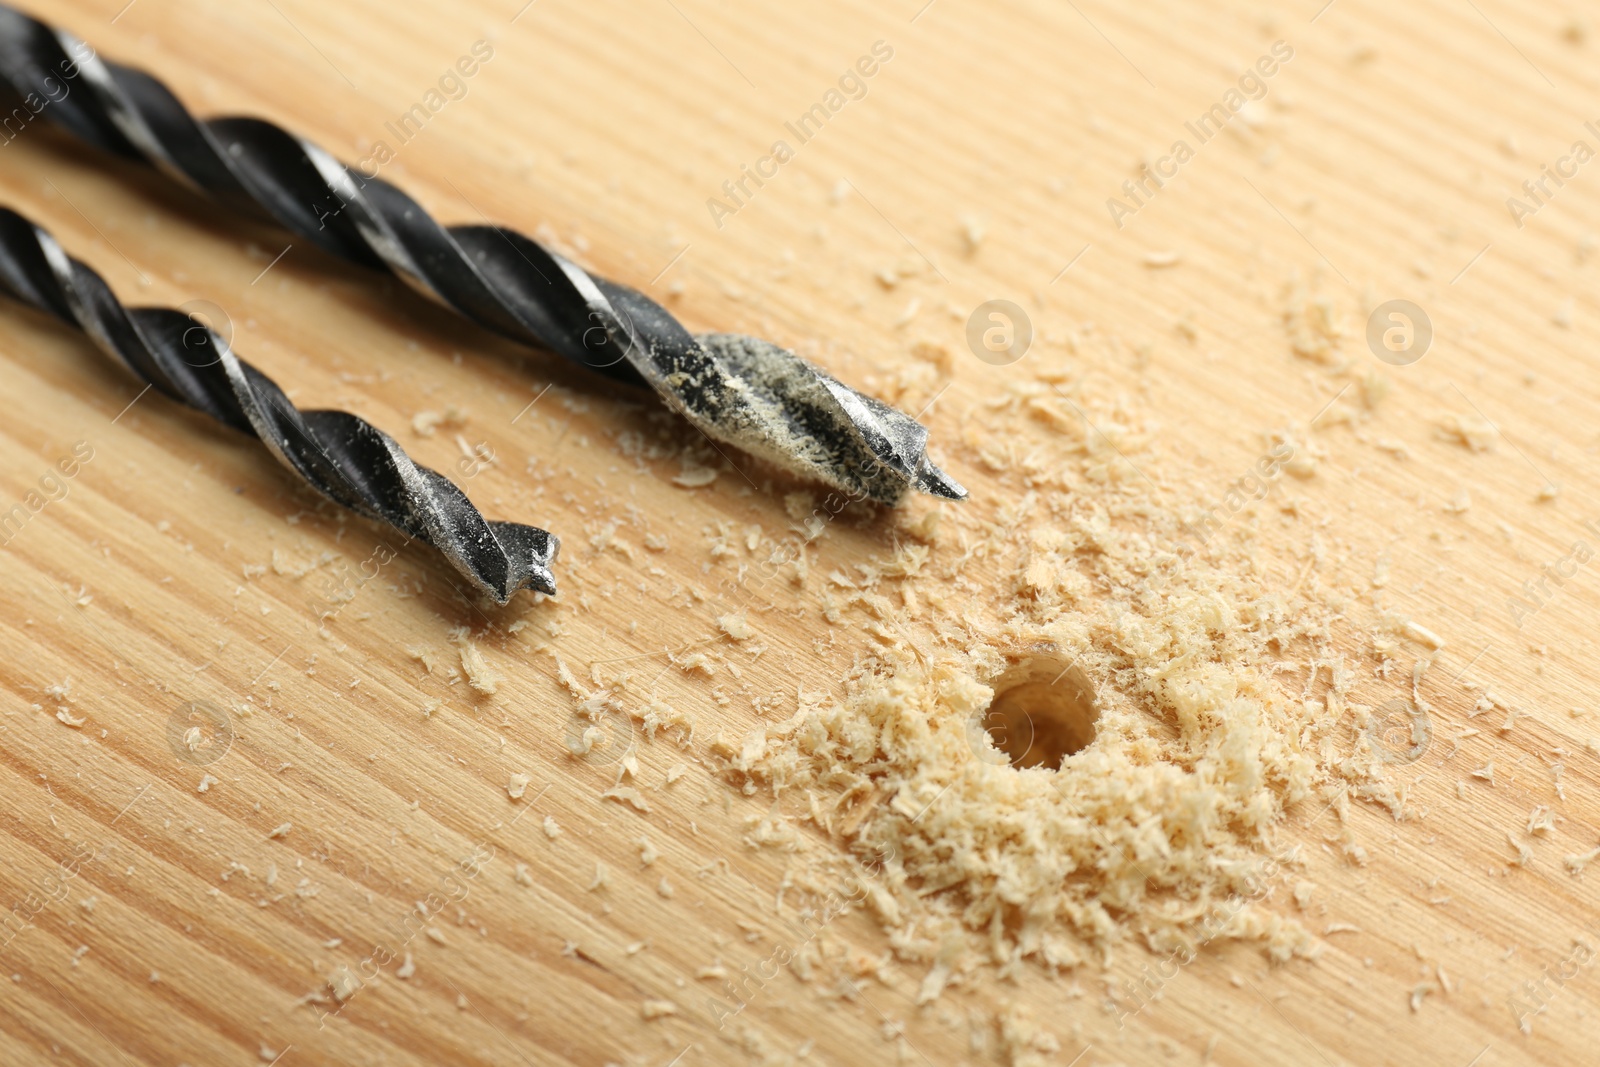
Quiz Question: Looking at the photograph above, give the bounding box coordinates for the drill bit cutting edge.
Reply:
[0,5,968,507]
[0,205,559,603]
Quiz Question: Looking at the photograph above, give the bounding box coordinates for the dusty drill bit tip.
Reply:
[0,4,967,506]
[693,333,966,504]
[0,206,558,603]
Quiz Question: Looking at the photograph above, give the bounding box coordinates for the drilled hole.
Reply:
[976,653,1099,769]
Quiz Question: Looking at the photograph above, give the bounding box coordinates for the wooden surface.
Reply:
[2,1,1600,1064]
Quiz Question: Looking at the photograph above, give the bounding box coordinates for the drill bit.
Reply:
[0,204,558,603]
[0,4,966,507]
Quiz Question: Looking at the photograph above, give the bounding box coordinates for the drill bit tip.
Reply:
[915,458,969,501]
[691,332,966,507]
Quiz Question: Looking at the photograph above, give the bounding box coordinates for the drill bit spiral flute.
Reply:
[0,205,559,602]
[0,5,967,507]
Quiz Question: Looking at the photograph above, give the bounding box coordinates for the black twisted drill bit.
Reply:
[0,205,558,602]
[0,4,966,507]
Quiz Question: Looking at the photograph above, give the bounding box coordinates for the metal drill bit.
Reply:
[0,205,558,602]
[0,5,967,506]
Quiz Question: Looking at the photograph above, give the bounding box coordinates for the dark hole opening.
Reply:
[978,654,1099,769]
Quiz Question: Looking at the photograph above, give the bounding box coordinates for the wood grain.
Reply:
[2,1,1599,1064]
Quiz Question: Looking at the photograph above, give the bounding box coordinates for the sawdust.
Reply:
[717,613,753,640]
[1565,845,1600,874]
[452,628,502,696]
[734,368,1428,984]
[708,493,1353,974]
[562,287,1435,989]
[602,786,651,813]
[1281,277,1347,363]
[640,998,678,1020]
[997,1004,1061,1067]
[411,405,468,438]
[1437,414,1495,452]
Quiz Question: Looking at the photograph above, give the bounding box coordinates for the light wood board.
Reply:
[2,1,1600,1064]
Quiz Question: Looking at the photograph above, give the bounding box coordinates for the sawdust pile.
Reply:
[550,313,1424,987]
[693,372,1401,981]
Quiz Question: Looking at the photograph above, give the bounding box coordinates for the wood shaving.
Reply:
[1436,414,1495,452]
[1564,845,1600,875]
[1506,832,1532,868]
[640,999,678,1020]
[717,613,753,640]
[411,406,468,437]
[997,1004,1061,1067]
[1404,621,1445,650]
[328,966,361,1003]
[452,628,502,696]
[1282,281,1346,362]
[672,464,719,488]
[959,215,986,255]
[601,786,651,813]
[1409,984,1430,1012]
